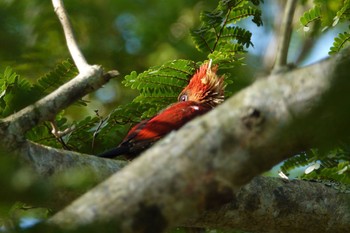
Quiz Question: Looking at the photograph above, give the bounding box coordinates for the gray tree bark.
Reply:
[186,176,350,233]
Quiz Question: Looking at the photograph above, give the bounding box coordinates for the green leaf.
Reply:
[335,0,350,22]
[280,151,316,174]
[303,161,350,185]
[0,60,82,118]
[300,6,321,27]
[32,59,82,104]
[281,146,350,184]
[191,0,262,69]
[191,27,217,53]
[329,30,350,55]
[123,59,197,105]
[221,26,253,48]
[0,67,40,117]
[200,10,224,28]
[229,6,263,26]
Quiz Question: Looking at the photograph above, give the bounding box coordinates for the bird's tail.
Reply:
[96,146,129,158]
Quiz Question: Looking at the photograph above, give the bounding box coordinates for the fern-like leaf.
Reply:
[329,30,350,55]
[229,6,263,26]
[191,28,217,53]
[33,59,77,93]
[335,0,350,21]
[280,151,316,174]
[303,161,350,184]
[300,6,321,28]
[222,26,253,48]
[282,146,350,185]
[0,67,40,117]
[123,59,197,105]
[301,0,350,30]
[191,0,262,68]
[32,59,82,104]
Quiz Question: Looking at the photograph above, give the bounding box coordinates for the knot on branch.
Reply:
[241,107,264,131]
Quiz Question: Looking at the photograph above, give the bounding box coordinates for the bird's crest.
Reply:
[178,60,225,107]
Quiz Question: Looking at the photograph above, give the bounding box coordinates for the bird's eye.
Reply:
[179,94,188,102]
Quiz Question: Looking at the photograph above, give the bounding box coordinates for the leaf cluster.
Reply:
[191,0,263,69]
[123,59,197,113]
[281,146,350,184]
[0,60,78,118]
[300,0,350,54]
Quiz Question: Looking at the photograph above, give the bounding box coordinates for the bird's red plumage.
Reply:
[97,61,225,160]
[125,101,211,143]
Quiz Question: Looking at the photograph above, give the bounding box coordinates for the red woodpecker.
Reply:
[97,61,225,160]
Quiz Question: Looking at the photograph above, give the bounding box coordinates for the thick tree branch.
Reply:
[52,0,88,71]
[22,141,127,181]
[273,0,298,72]
[19,141,127,209]
[185,176,350,233]
[47,48,350,233]
[0,140,126,210]
[12,141,349,232]
[18,143,349,232]
[11,142,349,233]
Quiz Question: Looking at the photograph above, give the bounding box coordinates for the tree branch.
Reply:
[273,0,298,72]
[0,140,126,213]
[185,176,350,233]
[8,138,347,233]
[52,0,88,71]
[11,141,349,232]
[0,69,117,148]
[16,141,127,210]
[47,48,350,232]
[23,141,127,180]
[18,142,350,233]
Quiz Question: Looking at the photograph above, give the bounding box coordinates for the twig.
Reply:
[273,0,298,73]
[91,110,110,153]
[52,0,89,71]
[50,121,75,138]
[49,121,75,150]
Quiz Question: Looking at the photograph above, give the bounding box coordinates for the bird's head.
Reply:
[178,61,225,107]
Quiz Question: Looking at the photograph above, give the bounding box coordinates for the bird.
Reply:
[97,61,225,160]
